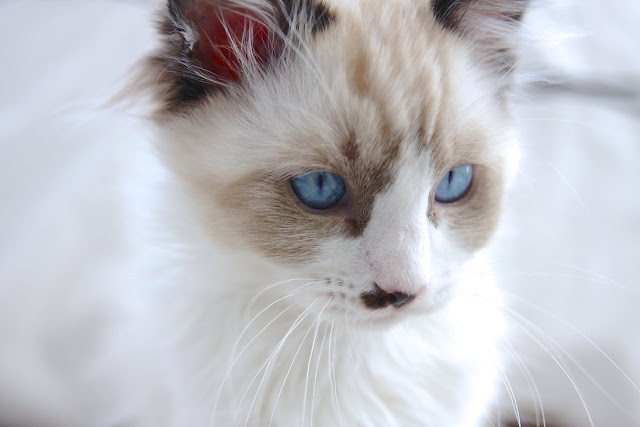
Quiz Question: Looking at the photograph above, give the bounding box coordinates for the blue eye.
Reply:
[434,165,473,203]
[290,171,347,210]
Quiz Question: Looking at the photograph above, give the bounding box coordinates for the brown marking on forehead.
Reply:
[342,6,451,178]
[341,131,359,162]
[413,46,458,163]
[351,48,371,100]
[334,130,400,238]
[415,107,429,151]
[338,33,414,237]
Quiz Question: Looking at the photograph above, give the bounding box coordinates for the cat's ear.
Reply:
[432,0,530,76]
[147,0,333,113]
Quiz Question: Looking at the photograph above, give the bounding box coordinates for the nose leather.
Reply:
[389,291,415,308]
[360,284,417,309]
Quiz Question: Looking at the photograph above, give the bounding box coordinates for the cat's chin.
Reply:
[358,310,416,328]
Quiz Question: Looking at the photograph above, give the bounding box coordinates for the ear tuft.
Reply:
[432,0,530,80]
[432,0,529,31]
[150,0,277,110]
[142,0,334,116]
[171,0,273,85]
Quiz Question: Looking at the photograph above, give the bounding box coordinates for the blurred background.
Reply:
[0,0,638,425]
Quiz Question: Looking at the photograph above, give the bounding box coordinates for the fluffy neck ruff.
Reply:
[147,183,503,426]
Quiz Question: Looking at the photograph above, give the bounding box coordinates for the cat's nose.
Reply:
[361,284,417,309]
[388,291,415,308]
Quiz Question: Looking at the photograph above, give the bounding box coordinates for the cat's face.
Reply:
[148,0,526,324]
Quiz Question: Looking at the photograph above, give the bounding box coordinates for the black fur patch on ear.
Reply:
[280,0,334,34]
[432,0,463,30]
[157,2,209,105]
[432,0,529,31]
[148,0,334,115]
[431,0,530,88]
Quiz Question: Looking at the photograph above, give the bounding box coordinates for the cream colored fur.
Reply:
[0,0,528,425]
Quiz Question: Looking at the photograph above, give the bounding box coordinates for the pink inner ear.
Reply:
[186,2,271,83]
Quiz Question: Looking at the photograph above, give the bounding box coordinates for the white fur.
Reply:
[0,0,526,426]
[126,168,506,427]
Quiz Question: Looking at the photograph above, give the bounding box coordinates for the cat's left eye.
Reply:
[290,171,346,211]
[434,164,473,203]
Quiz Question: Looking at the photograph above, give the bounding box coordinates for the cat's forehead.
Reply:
[239,2,506,175]
[156,0,522,263]
[168,0,510,191]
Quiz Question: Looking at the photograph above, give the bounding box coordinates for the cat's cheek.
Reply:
[434,164,507,252]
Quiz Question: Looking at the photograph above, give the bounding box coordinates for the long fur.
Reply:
[0,0,531,426]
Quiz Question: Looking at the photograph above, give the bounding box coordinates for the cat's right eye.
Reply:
[290,171,347,211]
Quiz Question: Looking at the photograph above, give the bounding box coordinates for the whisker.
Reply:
[302,297,332,426]
[247,278,317,312]
[500,307,595,427]
[546,333,633,418]
[344,298,365,359]
[561,264,637,294]
[485,414,498,427]
[268,305,319,427]
[328,316,343,425]
[496,354,522,427]
[506,291,640,395]
[480,261,637,295]
[311,322,330,427]
[507,299,636,419]
[460,289,541,425]
[344,306,361,383]
[212,299,297,421]
[241,299,318,425]
[235,279,324,361]
[503,337,547,427]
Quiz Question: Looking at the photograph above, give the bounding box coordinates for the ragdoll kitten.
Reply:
[3,0,530,426]
[130,0,530,425]
[141,0,531,424]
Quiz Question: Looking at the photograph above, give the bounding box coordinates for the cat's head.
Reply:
[145,0,528,324]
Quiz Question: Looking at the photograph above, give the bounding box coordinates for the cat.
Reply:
[0,0,531,426]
